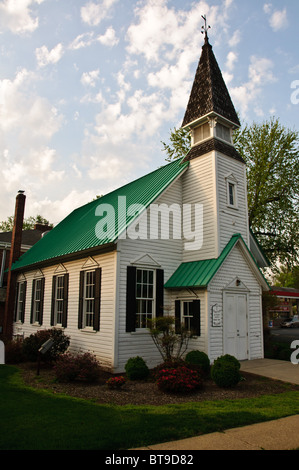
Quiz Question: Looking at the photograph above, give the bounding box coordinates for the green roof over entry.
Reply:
[11,158,188,272]
[164,234,259,289]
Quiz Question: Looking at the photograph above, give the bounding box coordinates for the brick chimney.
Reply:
[2,191,26,339]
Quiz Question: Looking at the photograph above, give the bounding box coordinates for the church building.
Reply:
[8,27,269,372]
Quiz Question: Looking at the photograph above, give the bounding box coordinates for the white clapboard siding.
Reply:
[181,152,218,262]
[116,177,185,372]
[216,152,249,252]
[14,250,117,370]
[208,243,264,362]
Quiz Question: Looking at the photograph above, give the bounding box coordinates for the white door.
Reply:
[224,292,248,360]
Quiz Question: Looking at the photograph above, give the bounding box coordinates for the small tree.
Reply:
[148,316,194,362]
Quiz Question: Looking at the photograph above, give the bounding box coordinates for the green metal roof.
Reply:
[11,158,189,271]
[164,234,269,289]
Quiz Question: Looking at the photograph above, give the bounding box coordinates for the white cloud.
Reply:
[0,0,44,34]
[264,4,288,31]
[35,43,64,68]
[230,55,276,116]
[69,32,95,50]
[97,26,119,46]
[0,69,64,196]
[81,70,100,87]
[81,0,119,26]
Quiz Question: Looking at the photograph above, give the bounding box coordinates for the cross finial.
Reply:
[201,15,211,42]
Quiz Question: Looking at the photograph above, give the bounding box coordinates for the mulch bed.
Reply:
[15,362,299,407]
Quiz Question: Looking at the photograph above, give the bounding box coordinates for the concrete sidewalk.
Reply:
[135,359,299,451]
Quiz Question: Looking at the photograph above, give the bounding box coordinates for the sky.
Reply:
[0,0,298,226]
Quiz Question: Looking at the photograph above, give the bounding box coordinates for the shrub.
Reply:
[4,337,25,364]
[211,356,241,388]
[185,350,210,376]
[125,356,149,380]
[214,354,240,370]
[54,352,102,383]
[106,376,126,389]
[157,366,202,393]
[22,329,70,362]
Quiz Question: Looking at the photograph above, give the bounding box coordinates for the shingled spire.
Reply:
[182,24,240,129]
[181,18,243,164]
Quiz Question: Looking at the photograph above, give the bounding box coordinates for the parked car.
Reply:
[281,316,299,328]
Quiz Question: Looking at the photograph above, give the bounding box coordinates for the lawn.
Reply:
[1,364,299,450]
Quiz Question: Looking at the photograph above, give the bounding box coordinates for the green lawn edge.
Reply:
[1,365,299,450]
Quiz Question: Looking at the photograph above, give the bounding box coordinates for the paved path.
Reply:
[134,359,299,451]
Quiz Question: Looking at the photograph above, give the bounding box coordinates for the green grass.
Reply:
[1,365,299,450]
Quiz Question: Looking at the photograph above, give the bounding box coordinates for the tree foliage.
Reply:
[161,118,299,268]
[234,118,299,269]
[0,214,53,232]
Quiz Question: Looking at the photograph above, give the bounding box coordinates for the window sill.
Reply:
[80,328,97,334]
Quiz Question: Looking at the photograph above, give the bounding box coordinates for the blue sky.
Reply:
[0,0,298,225]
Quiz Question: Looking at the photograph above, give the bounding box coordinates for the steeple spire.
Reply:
[182,20,240,129]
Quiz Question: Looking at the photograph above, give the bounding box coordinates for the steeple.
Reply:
[182,25,240,129]
[182,17,243,163]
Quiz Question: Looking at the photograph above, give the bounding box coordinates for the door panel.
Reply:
[224,292,248,360]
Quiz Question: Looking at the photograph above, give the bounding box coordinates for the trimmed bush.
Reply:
[125,356,149,380]
[157,366,202,393]
[214,354,240,369]
[54,352,102,383]
[22,329,70,362]
[211,356,241,388]
[185,350,210,376]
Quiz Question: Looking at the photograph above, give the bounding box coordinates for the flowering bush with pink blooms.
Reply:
[106,376,126,389]
[156,366,203,393]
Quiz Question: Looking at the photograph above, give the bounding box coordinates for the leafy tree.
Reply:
[0,214,53,232]
[161,118,299,268]
[161,127,191,162]
[273,264,299,289]
[234,118,299,269]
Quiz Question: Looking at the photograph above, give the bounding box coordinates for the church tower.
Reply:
[181,19,249,263]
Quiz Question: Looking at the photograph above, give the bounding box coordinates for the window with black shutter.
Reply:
[51,273,69,328]
[15,281,27,323]
[78,268,101,331]
[126,266,164,332]
[175,299,201,335]
[30,278,45,325]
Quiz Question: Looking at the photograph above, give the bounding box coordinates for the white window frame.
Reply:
[54,275,65,326]
[135,268,155,329]
[16,281,26,323]
[32,278,43,324]
[181,300,194,331]
[226,175,238,209]
[83,270,96,330]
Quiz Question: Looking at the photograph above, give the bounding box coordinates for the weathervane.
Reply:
[201,15,211,41]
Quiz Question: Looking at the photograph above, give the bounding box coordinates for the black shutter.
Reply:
[175,300,181,333]
[78,271,85,329]
[192,299,201,336]
[39,278,45,326]
[93,268,102,331]
[155,269,164,317]
[30,279,36,324]
[126,266,136,332]
[21,281,27,324]
[50,276,56,326]
[62,273,69,328]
